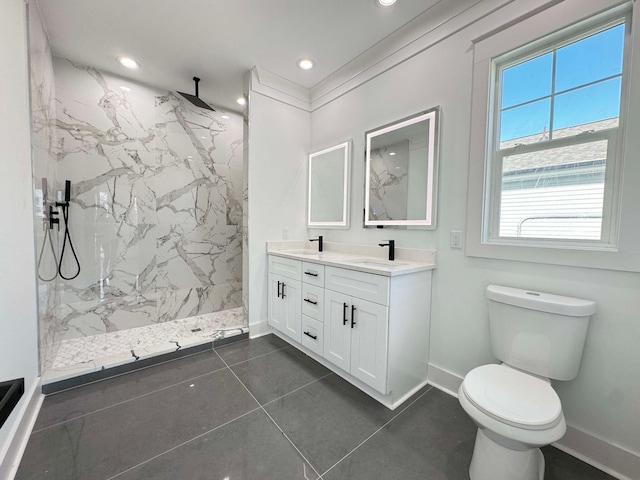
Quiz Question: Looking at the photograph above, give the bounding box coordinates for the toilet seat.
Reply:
[462,364,562,431]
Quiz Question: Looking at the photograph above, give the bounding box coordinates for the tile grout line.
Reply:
[36,341,291,433]
[32,363,232,434]
[261,371,334,409]
[213,348,325,480]
[318,385,435,479]
[220,343,294,368]
[105,405,264,480]
[46,346,218,396]
[106,348,331,479]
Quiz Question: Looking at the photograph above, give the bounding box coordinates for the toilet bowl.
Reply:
[458,285,596,480]
[458,364,566,480]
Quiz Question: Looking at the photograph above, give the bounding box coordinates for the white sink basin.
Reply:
[351,259,408,268]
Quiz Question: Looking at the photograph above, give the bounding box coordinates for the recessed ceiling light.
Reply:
[236,97,246,106]
[221,115,230,120]
[389,152,396,156]
[118,57,140,69]
[377,0,397,6]
[119,86,131,92]
[297,58,315,70]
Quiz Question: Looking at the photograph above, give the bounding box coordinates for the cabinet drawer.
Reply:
[301,283,324,321]
[325,267,389,306]
[302,262,325,287]
[301,315,323,357]
[269,255,302,281]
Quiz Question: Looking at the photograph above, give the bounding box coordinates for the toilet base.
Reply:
[469,429,545,480]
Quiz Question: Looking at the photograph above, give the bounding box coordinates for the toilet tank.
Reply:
[486,285,596,381]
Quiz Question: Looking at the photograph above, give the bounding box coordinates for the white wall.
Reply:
[246,80,310,330]
[307,0,640,464]
[0,0,40,462]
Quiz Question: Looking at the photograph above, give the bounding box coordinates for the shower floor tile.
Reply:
[44,307,246,384]
[18,334,617,480]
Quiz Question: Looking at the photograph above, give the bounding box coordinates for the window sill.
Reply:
[465,238,640,273]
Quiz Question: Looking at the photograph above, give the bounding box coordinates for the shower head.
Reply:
[177,77,215,111]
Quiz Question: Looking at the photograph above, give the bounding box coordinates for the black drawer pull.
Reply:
[281,283,286,298]
[343,303,348,325]
[277,281,281,298]
[304,298,318,305]
[351,305,357,328]
[304,271,319,277]
[303,331,317,340]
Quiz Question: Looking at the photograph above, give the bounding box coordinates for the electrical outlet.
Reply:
[282,227,289,240]
[450,230,463,249]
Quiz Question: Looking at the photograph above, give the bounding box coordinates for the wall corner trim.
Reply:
[0,379,43,480]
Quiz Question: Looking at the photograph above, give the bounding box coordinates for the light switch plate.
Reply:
[450,230,463,249]
[282,227,289,240]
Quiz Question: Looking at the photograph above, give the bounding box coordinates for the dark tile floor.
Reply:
[16,334,616,480]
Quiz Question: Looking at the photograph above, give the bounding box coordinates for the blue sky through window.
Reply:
[499,23,624,143]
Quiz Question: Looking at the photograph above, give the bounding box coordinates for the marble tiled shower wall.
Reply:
[42,57,244,352]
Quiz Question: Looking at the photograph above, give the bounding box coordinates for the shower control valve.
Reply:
[48,205,60,230]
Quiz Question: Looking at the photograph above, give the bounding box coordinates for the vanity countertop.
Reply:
[267,242,436,277]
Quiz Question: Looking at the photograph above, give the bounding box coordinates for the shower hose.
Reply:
[37,221,58,282]
[57,202,81,281]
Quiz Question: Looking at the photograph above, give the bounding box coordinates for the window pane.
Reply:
[501,52,553,109]
[499,140,607,240]
[555,24,624,93]
[553,77,621,137]
[500,98,550,148]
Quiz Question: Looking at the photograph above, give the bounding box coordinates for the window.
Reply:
[485,18,628,248]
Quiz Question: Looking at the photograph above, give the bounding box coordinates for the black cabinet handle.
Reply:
[303,331,317,340]
[304,298,318,305]
[343,303,348,325]
[277,281,281,298]
[281,283,286,299]
[304,271,319,277]
[351,305,357,328]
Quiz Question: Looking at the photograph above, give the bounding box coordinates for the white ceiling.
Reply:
[36,0,445,112]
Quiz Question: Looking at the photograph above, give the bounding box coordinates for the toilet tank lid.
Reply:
[486,285,597,317]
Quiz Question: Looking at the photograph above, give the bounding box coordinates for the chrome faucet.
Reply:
[310,235,323,252]
[379,240,395,261]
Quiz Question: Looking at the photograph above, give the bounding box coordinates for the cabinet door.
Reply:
[350,297,389,393]
[323,290,352,372]
[268,274,284,332]
[281,278,302,343]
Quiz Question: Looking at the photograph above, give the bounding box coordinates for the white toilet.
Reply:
[458,285,596,480]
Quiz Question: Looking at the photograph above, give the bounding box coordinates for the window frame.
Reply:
[465,0,640,273]
[483,14,630,251]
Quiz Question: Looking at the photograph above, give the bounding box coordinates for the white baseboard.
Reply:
[248,321,272,339]
[0,378,43,480]
[427,363,463,397]
[426,362,639,480]
[554,426,640,480]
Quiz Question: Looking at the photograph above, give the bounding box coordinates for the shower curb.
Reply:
[42,333,249,395]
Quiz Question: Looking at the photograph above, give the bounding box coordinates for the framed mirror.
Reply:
[364,107,440,228]
[307,141,351,228]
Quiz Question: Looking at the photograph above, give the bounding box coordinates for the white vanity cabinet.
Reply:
[324,289,388,393]
[268,256,302,343]
[267,253,433,410]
